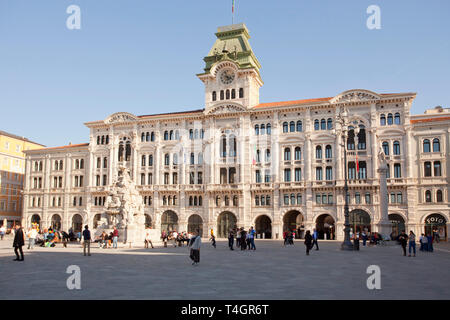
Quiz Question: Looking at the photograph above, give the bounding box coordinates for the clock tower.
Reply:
[197,23,263,114]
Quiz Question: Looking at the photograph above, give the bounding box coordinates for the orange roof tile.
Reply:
[31,143,89,152]
[410,116,450,124]
[253,97,333,109]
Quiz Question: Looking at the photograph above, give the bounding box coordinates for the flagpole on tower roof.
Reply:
[232,0,235,24]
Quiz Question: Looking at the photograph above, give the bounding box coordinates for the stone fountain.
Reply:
[99,166,146,247]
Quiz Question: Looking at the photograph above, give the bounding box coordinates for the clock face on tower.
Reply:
[219,69,235,85]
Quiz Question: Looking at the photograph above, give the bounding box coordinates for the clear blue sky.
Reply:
[0,0,449,147]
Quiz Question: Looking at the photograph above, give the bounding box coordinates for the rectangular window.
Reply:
[316,194,321,204]
[328,194,333,204]
[295,168,301,182]
[365,193,371,204]
[264,170,271,183]
[284,169,291,182]
[316,167,322,180]
[197,172,203,184]
[284,194,289,205]
[326,167,332,180]
[255,170,261,183]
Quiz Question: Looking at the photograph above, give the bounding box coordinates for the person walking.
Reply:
[362,230,367,246]
[304,230,313,255]
[13,224,25,261]
[312,229,319,250]
[398,230,408,256]
[27,227,38,250]
[82,225,91,256]
[408,231,416,257]
[283,231,288,246]
[249,226,256,250]
[353,232,360,251]
[210,234,216,248]
[188,230,202,265]
[112,226,119,249]
[228,229,234,250]
[0,224,6,240]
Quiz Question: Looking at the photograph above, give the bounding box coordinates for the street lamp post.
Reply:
[337,108,354,251]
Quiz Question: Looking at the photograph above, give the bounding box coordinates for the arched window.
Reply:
[347,128,355,150]
[357,127,366,150]
[150,132,155,141]
[393,141,400,155]
[423,139,430,153]
[231,89,236,99]
[169,130,174,140]
[194,196,198,206]
[233,195,238,206]
[327,118,332,130]
[239,88,244,98]
[296,120,302,132]
[198,153,203,165]
[284,147,291,161]
[255,195,260,206]
[164,154,170,166]
[146,132,150,142]
[212,91,217,101]
[97,136,100,145]
[164,131,168,140]
[320,119,326,130]
[220,90,224,100]
[220,135,227,157]
[194,129,199,140]
[382,141,389,155]
[433,138,440,152]
[380,114,386,126]
[173,153,178,165]
[141,155,146,166]
[436,190,443,202]
[260,124,265,135]
[283,122,288,133]
[314,119,319,130]
[175,130,180,140]
[255,125,259,135]
[101,136,105,145]
[125,141,131,161]
[199,196,202,206]
[394,113,401,125]
[189,196,193,206]
[149,155,153,166]
[325,145,332,158]
[289,121,295,132]
[265,149,271,162]
[230,135,237,157]
[316,146,322,159]
[141,132,145,142]
[425,190,432,203]
[226,90,230,99]
[261,195,266,206]
[267,123,271,135]
[225,195,229,206]
[294,147,301,160]
[387,113,393,125]
[434,161,441,176]
[190,153,195,165]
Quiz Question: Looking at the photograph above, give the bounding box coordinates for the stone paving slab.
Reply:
[0,238,449,300]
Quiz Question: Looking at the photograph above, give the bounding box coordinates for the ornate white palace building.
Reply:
[23,24,449,241]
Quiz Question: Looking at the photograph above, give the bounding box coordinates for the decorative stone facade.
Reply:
[22,24,450,241]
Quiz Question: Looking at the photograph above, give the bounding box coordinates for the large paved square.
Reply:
[1,237,449,300]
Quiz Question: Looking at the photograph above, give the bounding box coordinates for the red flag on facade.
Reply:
[356,152,360,174]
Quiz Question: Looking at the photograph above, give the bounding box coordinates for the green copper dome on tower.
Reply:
[198,23,262,77]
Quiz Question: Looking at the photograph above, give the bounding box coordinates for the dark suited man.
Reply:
[13,224,25,261]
